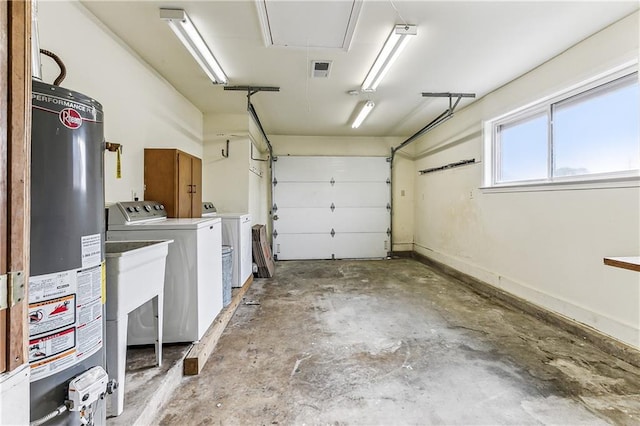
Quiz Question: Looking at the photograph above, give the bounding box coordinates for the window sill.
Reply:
[480,175,640,193]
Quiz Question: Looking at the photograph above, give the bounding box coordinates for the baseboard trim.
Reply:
[411,251,640,369]
[390,250,413,259]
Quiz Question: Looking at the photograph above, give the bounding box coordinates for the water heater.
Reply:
[29,79,107,425]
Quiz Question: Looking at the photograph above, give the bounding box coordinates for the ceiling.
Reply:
[80,1,638,138]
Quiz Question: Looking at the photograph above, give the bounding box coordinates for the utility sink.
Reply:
[105,239,172,417]
[105,240,171,320]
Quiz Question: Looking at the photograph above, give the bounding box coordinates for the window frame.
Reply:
[483,62,640,192]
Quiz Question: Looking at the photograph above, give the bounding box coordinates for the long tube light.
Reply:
[351,101,375,128]
[160,8,228,85]
[361,24,417,92]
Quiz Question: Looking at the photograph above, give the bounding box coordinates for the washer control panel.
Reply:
[108,201,167,225]
[201,202,217,216]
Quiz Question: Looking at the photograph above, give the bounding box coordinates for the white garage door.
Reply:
[272,156,390,260]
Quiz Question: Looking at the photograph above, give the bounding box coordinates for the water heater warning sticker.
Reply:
[28,264,104,382]
[28,295,76,336]
[81,233,102,268]
[29,328,77,381]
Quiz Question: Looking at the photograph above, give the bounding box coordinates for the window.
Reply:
[486,67,639,188]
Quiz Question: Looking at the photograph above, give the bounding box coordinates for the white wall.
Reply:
[37,1,204,204]
[203,136,251,213]
[202,113,270,226]
[411,12,640,348]
[271,135,414,251]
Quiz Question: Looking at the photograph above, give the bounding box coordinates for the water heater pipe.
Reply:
[39,49,66,86]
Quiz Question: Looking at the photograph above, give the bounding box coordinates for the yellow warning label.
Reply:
[101,262,106,304]
[116,145,122,179]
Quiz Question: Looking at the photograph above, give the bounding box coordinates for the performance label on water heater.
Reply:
[28,263,105,382]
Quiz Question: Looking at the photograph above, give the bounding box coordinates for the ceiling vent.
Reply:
[311,61,332,78]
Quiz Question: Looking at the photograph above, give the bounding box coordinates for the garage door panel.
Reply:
[272,233,389,259]
[273,156,390,260]
[273,183,333,207]
[272,234,334,260]
[275,156,389,182]
[274,182,389,208]
[331,183,389,206]
[331,208,389,232]
[274,208,334,233]
[333,233,389,258]
[275,207,390,234]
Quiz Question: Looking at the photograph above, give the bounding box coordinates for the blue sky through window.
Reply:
[554,82,639,176]
[496,73,639,184]
[499,114,547,182]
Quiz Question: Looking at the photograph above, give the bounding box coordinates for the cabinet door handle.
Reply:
[192,184,197,193]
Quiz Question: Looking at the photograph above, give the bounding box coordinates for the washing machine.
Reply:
[202,202,217,217]
[106,201,222,344]
[216,213,253,288]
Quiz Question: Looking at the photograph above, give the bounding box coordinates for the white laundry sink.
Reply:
[105,239,172,417]
[105,240,171,320]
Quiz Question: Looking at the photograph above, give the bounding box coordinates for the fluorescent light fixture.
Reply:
[160,8,228,85]
[361,24,417,92]
[351,101,375,128]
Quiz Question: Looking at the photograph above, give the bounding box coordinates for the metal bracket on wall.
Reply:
[419,158,476,175]
[224,85,280,100]
[391,92,476,156]
[223,86,280,158]
[251,143,269,162]
[105,142,121,152]
[221,139,230,158]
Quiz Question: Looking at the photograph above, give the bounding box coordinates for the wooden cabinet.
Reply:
[144,148,202,218]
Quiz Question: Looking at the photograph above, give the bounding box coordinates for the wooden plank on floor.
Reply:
[183,275,254,375]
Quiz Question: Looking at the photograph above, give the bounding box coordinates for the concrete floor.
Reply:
[156,259,640,425]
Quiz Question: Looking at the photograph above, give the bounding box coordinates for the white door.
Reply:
[272,156,390,260]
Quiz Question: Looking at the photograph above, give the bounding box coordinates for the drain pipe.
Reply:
[388,92,475,255]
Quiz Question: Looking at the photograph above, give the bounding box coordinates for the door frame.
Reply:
[1,0,31,374]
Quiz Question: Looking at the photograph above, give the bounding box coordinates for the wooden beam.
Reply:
[183,276,254,375]
[6,0,31,371]
[0,0,9,375]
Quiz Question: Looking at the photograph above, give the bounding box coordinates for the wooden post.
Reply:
[3,0,31,372]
